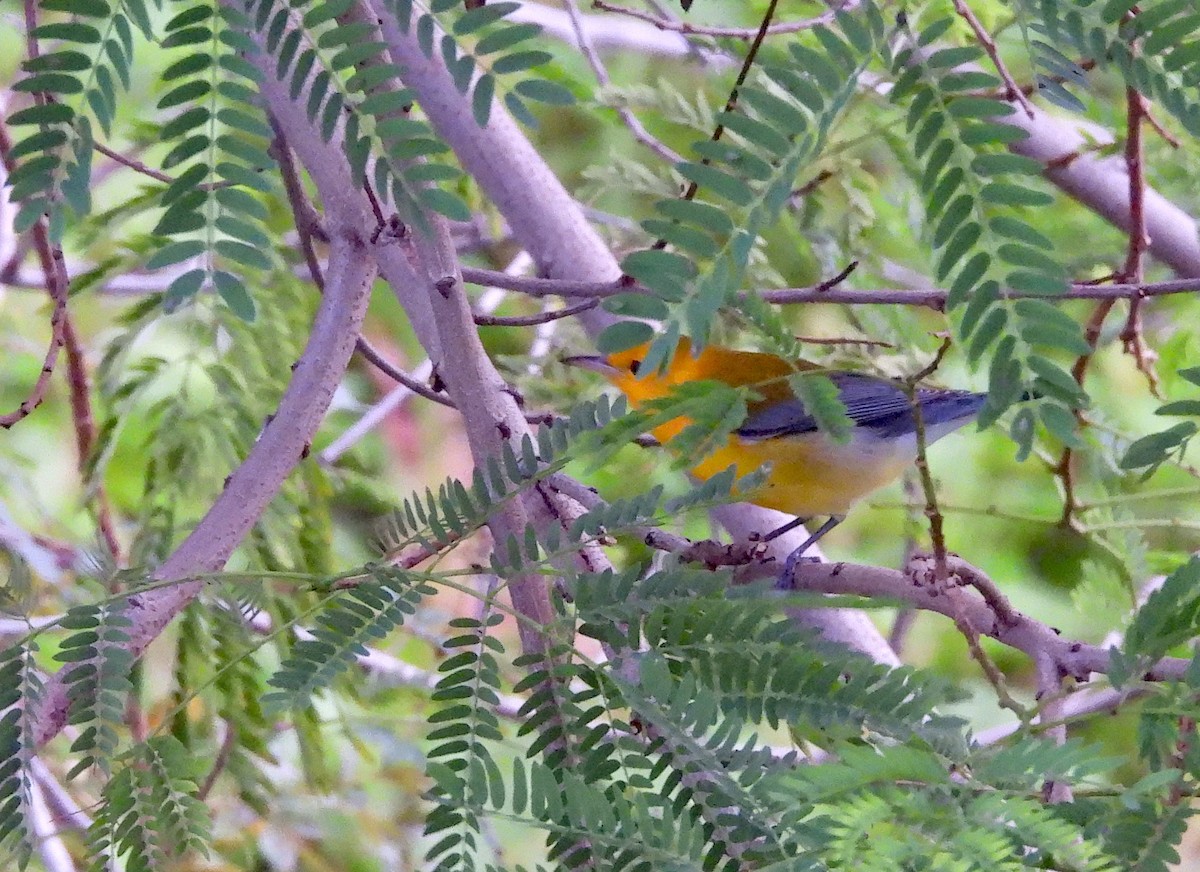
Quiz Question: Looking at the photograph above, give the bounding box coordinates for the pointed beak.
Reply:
[562,354,619,377]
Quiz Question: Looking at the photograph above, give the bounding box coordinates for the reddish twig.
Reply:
[1143,107,1181,148]
[1,0,69,429]
[11,0,124,568]
[951,0,1034,117]
[61,311,123,564]
[792,169,834,200]
[1055,298,1115,527]
[1117,84,1162,397]
[663,0,780,233]
[0,122,67,430]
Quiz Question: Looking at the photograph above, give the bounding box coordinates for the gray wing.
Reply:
[737,375,985,441]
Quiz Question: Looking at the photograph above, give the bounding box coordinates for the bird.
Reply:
[566,337,988,584]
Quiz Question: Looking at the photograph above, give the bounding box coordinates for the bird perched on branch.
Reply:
[567,337,987,583]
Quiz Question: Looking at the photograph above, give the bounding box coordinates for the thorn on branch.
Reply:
[815,260,859,292]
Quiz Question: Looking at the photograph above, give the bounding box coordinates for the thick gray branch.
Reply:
[374,3,621,336]
[33,233,376,747]
[1005,108,1200,276]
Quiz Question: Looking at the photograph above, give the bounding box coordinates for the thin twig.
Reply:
[55,268,122,564]
[591,0,854,39]
[460,266,635,298]
[1055,298,1114,527]
[1143,106,1181,148]
[317,359,435,464]
[792,335,895,349]
[92,141,174,184]
[474,299,598,326]
[765,279,1200,306]
[792,169,834,200]
[956,611,1028,718]
[814,260,858,292]
[0,80,68,432]
[563,0,682,163]
[669,0,780,216]
[1117,83,1161,397]
[356,341,444,404]
[458,266,1200,307]
[951,0,1034,117]
[197,720,237,800]
[903,336,954,579]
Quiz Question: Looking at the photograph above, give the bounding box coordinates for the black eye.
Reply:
[629,359,641,375]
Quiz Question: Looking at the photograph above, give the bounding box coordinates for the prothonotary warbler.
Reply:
[568,338,987,579]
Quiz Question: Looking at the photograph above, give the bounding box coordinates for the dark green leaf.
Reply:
[981,182,1054,207]
[213,270,256,320]
[418,187,472,221]
[513,78,574,105]
[675,162,752,206]
[598,321,654,354]
[147,240,205,269]
[163,268,205,311]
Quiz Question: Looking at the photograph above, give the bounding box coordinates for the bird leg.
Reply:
[761,515,811,542]
[778,515,844,590]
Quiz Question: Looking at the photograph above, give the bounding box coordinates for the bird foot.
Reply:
[778,548,822,590]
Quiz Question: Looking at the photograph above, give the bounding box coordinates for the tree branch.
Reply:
[0,121,67,430]
[786,556,1190,682]
[460,266,1200,307]
[32,230,377,748]
[591,0,856,39]
[1005,104,1200,277]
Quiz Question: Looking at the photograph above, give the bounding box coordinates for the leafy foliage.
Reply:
[56,601,135,778]
[265,565,436,709]
[599,7,893,369]
[1033,0,1200,136]
[84,736,212,872]
[1121,366,1200,473]
[1119,557,1200,669]
[888,15,1085,455]
[388,0,575,128]
[0,642,39,869]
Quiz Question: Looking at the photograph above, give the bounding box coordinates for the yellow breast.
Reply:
[678,429,913,517]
